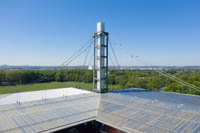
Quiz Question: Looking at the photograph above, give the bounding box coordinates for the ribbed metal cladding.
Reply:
[96,89,200,133]
[1,88,200,133]
[0,93,100,133]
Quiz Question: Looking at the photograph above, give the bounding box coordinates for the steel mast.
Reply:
[93,22,109,93]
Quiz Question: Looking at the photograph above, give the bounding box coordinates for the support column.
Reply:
[93,22,109,93]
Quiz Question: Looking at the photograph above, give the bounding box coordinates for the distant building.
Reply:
[88,66,93,70]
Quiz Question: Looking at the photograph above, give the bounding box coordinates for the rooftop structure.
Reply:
[0,88,91,105]
[0,88,200,133]
[1,22,200,133]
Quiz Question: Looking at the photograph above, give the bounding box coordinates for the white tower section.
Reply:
[97,22,105,92]
[93,22,109,93]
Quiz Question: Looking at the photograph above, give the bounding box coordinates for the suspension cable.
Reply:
[109,53,116,68]
[88,51,94,67]
[61,38,93,66]
[108,55,116,90]
[108,39,122,91]
[83,41,93,66]
[109,40,120,68]
[133,56,200,91]
[65,42,92,66]
[79,40,93,90]
[0,37,93,100]
[108,39,200,92]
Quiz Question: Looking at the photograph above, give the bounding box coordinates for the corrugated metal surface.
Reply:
[0,93,100,133]
[97,89,200,133]
[1,88,200,133]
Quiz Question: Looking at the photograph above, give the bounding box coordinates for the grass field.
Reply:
[0,81,120,94]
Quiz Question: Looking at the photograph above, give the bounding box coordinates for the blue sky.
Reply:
[0,0,200,66]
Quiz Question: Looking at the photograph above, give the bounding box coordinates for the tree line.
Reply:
[0,69,93,85]
[0,69,200,95]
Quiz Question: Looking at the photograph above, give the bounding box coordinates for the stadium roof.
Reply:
[0,88,200,133]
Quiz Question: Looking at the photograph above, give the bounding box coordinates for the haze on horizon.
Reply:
[0,0,200,66]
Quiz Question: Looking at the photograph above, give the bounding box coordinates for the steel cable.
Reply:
[0,38,93,100]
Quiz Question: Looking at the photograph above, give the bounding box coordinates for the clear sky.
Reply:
[0,0,200,66]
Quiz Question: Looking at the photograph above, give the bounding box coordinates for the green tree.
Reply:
[0,71,6,85]
[55,72,65,82]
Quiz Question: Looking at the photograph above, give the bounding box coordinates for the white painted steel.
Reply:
[97,22,105,92]
[97,22,105,32]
